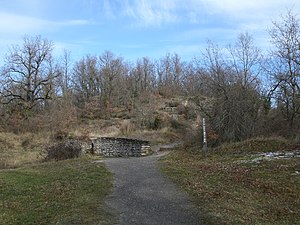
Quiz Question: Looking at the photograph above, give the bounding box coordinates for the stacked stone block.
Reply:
[79,137,151,157]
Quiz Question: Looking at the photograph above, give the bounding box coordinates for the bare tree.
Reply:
[99,51,124,108]
[132,57,156,96]
[268,10,300,128]
[228,32,262,88]
[0,35,56,113]
[72,55,101,104]
[200,40,261,142]
[202,41,233,98]
[58,49,72,96]
[156,53,184,96]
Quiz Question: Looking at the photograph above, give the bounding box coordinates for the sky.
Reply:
[0,0,300,63]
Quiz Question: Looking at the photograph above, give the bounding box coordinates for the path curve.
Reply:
[102,151,204,225]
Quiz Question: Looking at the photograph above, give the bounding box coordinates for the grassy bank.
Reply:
[160,138,300,225]
[0,158,114,225]
[0,132,47,169]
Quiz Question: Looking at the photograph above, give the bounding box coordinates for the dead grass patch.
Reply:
[160,139,300,225]
[0,132,48,169]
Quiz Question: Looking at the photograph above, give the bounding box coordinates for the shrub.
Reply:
[51,130,69,141]
[21,138,31,150]
[44,140,81,161]
[182,128,201,148]
[151,115,162,130]
[169,118,183,130]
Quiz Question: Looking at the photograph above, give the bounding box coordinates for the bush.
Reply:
[45,140,81,161]
[151,115,162,130]
[51,130,69,141]
[182,128,201,148]
[169,118,184,130]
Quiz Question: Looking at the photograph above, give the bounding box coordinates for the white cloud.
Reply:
[0,12,44,35]
[1,0,300,62]
[198,0,300,22]
[99,0,113,19]
[0,11,90,63]
[104,0,300,29]
[0,12,89,36]
[122,0,179,27]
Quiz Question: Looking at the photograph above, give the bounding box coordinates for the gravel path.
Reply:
[103,152,204,225]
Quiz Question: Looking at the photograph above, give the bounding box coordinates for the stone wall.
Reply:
[80,137,151,157]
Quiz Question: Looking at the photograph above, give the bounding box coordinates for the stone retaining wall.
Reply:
[80,137,151,157]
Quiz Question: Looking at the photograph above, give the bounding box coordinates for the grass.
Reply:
[160,138,300,225]
[0,157,115,225]
[0,131,115,224]
[0,132,46,169]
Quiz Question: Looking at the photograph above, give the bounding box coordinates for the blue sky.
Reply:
[0,0,299,62]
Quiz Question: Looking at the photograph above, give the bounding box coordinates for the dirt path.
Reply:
[102,151,204,225]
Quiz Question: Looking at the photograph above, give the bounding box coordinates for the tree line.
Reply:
[0,10,299,142]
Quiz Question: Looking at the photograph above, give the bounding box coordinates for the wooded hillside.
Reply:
[0,10,299,144]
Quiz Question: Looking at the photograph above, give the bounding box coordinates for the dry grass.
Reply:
[70,118,180,146]
[0,132,48,169]
[0,115,180,169]
[160,138,300,225]
[71,119,120,138]
[127,127,180,144]
[119,120,136,136]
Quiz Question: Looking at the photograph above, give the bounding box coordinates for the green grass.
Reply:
[0,157,115,225]
[212,137,300,154]
[160,138,300,225]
